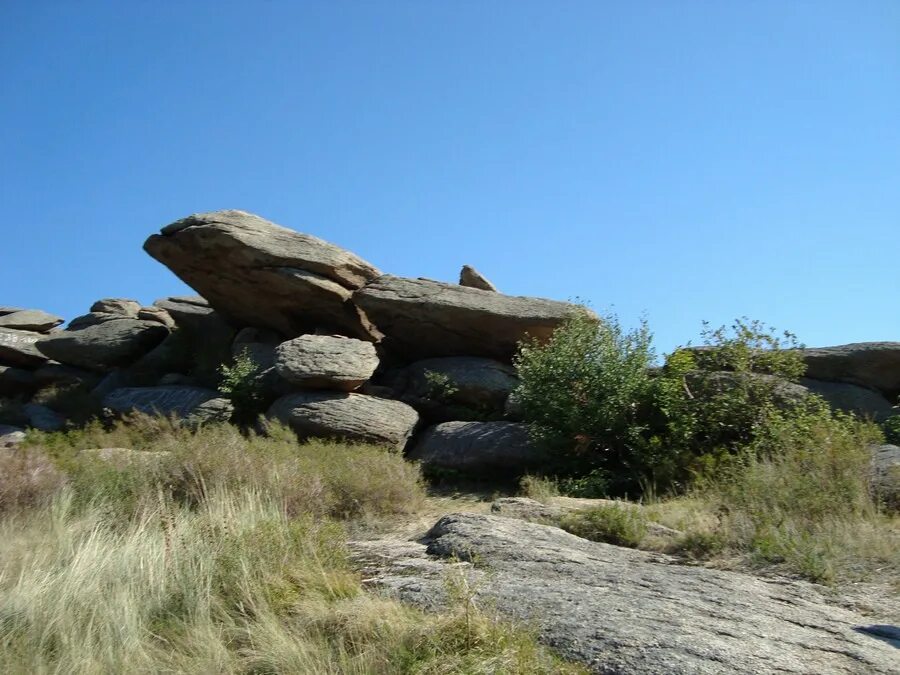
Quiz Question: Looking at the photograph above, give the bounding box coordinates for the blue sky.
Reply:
[1,1,897,355]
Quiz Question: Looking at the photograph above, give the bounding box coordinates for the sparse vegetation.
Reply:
[1,419,584,673]
[560,502,648,548]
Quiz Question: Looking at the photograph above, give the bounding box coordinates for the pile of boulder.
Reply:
[1,209,898,478]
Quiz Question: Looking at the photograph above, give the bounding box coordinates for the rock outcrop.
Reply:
[144,210,382,340]
[102,386,233,425]
[37,319,169,372]
[268,391,419,449]
[358,513,900,674]
[0,309,63,332]
[274,335,379,391]
[408,421,546,476]
[459,264,497,292]
[394,356,518,422]
[799,342,900,400]
[354,275,586,361]
[0,328,50,368]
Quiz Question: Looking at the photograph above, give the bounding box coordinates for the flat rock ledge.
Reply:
[354,513,899,674]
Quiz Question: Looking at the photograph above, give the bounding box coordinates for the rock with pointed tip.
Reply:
[459,265,497,292]
[144,210,382,339]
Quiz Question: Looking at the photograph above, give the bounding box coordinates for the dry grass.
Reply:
[1,418,585,673]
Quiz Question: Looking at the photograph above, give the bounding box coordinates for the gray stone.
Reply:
[102,386,228,423]
[22,403,65,432]
[401,356,518,420]
[37,319,169,372]
[459,264,497,292]
[0,306,23,316]
[0,328,49,368]
[274,335,379,391]
[800,378,897,422]
[136,306,176,328]
[0,424,25,447]
[408,421,547,476]
[145,210,382,339]
[354,275,588,361]
[361,513,899,674]
[185,397,235,427]
[799,342,900,400]
[0,365,38,396]
[152,296,236,386]
[490,497,565,521]
[32,363,101,389]
[268,391,419,449]
[90,298,142,317]
[67,312,125,331]
[870,444,900,512]
[0,309,63,332]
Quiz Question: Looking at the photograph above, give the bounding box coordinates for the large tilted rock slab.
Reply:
[103,386,233,425]
[871,444,900,511]
[354,275,587,361]
[798,342,900,400]
[359,513,899,674]
[0,328,49,368]
[144,210,382,339]
[274,334,379,391]
[268,391,419,449]
[0,309,63,332]
[36,319,169,372]
[408,421,547,475]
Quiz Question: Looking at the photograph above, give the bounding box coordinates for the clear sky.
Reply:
[1,1,897,356]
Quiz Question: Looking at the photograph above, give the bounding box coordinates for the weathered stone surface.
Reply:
[274,335,379,391]
[102,386,228,422]
[799,342,900,400]
[0,306,23,316]
[400,357,518,421]
[871,444,900,512]
[459,264,497,292]
[0,309,63,332]
[152,296,237,386]
[136,306,176,328]
[800,378,897,422]
[490,497,566,521]
[32,363,100,389]
[268,392,419,449]
[354,275,586,361]
[408,421,547,476]
[0,424,25,447]
[360,513,899,674]
[22,403,65,432]
[90,298,141,317]
[67,312,123,331]
[0,328,48,368]
[37,319,169,372]
[0,365,38,396]
[145,210,382,339]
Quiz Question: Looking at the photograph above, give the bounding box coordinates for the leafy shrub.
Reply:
[217,348,265,423]
[882,415,900,445]
[560,503,648,548]
[513,310,655,493]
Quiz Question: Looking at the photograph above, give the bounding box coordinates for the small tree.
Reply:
[513,311,656,494]
[217,349,265,424]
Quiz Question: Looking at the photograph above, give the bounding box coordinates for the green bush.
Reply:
[513,310,655,494]
[560,503,648,548]
[217,348,265,423]
[882,415,900,445]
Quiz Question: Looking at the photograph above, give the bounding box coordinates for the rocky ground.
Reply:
[352,495,900,675]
